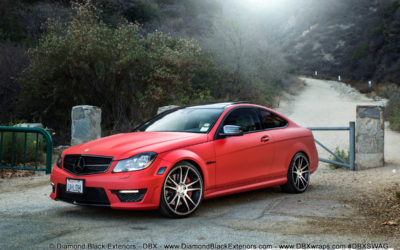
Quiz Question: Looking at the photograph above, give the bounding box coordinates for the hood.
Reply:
[63,132,208,160]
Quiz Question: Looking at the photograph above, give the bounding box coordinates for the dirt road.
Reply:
[277,77,400,164]
[1,77,399,249]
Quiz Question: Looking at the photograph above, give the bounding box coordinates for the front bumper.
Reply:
[50,158,172,210]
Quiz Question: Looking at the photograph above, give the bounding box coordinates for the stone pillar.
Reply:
[157,105,180,115]
[355,105,384,170]
[71,105,101,146]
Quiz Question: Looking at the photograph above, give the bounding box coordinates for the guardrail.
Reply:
[308,122,355,171]
[0,126,53,174]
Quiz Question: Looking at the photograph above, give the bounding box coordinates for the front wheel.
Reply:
[281,152,310,193]
[159,161,203,218]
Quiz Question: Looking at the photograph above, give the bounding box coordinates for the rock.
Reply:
[71,105,101,146]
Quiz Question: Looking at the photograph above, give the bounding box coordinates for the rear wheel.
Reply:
[281,152,310,193]
[159,161,203,218]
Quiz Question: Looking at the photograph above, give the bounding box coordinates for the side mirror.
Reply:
[220,125,243,137]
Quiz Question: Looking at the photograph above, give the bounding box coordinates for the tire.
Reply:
[159,161,203,218]
[281,152,310,193]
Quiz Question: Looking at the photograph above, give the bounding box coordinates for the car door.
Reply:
[258,108,289,178]
[213,107,276,189]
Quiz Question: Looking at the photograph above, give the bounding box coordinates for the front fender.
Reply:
[158,149,213,190]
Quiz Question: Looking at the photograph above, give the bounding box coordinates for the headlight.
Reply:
[56,152,63,168]
[113,152,157,173]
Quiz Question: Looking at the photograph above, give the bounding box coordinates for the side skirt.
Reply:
[203,177,287,200]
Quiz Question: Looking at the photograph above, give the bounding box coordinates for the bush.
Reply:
[1,131,47,166]
[328,146,350,169]
[18,2,219,142]
[17,1,287,144]
[374,82,399,99]
[386,91,400,131]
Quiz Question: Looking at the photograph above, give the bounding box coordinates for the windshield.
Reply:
[135,108,224,133]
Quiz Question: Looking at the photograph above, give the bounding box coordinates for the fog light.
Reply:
[50,182,55,193]
[119,190,139,194]
[111,189,147,202]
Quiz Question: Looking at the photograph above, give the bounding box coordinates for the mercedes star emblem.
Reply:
[73,157,85,173]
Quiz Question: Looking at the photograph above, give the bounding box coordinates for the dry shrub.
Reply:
[374,82,400,99]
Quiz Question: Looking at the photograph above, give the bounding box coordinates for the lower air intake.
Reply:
[112,189,147,202]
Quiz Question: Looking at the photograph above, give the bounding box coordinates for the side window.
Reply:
[222,108,261,133]
[259,109,288,129]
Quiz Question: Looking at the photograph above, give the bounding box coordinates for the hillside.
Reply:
[1,0,400,143]
[2,0,399,87]
[273,0,400,85]
[0,0,292,144]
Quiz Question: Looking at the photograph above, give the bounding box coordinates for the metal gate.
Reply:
[308,122,355,171]
[0,126,53,174]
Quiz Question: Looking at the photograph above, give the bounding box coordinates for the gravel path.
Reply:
[277,77,400,164]
[1,77,399,249]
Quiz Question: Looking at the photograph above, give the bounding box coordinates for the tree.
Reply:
[19,2,214,142]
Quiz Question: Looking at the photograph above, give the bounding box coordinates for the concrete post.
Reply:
[71,105,101,146]
[157,105,180,115]
[355,105,384,170]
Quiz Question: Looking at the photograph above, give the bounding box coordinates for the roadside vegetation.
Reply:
[0,132,47,166]
[385,90,400,131]
[19,2,219,136]
[1,0,290,144]
[328,147,350,169]
[373,83,400,131]
[2,0,400,141]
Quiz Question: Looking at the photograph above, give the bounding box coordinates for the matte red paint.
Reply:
[50,104,318,210]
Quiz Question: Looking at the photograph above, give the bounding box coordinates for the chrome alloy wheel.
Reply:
[292,154,310,192]
[162,164,203,216]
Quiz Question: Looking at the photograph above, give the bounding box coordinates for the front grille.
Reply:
[58,184,110,206]
[63,155,113,175]
[112,189,147,202]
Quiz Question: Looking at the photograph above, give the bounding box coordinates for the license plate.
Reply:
[66,179,84,194]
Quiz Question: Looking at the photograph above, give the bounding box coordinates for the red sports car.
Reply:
[50,102,318,218]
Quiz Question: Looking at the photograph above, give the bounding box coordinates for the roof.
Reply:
[187,101,249,109]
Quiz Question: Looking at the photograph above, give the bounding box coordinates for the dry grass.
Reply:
[355,183,400,237]
[0,168,38,178]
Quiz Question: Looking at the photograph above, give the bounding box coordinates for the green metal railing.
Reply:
[0,126,53,174]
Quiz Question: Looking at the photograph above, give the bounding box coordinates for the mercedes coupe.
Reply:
[50,102,318,218]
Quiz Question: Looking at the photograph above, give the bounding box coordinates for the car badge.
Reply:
[73,157,86,173]
[84,148,90,152]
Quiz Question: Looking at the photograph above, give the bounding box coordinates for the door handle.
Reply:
[260,135,269,142]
